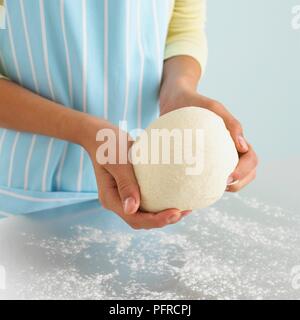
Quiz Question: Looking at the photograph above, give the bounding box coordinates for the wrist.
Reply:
[162,56,201,89]
[160,56,202,114]
[79,115,132,167]
[160,76,198,114]
[77,114,113,152]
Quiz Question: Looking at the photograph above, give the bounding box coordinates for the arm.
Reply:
[161,0,207,112]
[160,0,258,192]
[0,79,96,146]
[160,56,258,192]
[0,79,183,228]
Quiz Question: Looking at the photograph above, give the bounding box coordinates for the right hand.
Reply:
[82,116,188,230]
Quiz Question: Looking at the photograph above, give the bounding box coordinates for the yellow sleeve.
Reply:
[165,0,208,74]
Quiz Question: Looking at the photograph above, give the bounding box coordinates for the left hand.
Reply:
[159,80,258,193]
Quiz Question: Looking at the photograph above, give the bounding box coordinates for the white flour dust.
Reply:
[4,193,298,300]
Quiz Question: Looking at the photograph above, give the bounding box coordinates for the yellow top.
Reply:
[165,0,207,73]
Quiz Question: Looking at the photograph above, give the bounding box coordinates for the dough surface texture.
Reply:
[132,107,239,212]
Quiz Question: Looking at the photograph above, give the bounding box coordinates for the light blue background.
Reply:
[201,0,300,161]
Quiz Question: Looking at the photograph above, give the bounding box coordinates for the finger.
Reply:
[226,168,257,192]
[226,119,249,154]
[98,169,183,229]
[191,94,249,153]
[98,168,123,213]
[227,146,258,186]
[106,164,141,215]
[181,210,193,217]
[126,208,182,230]
[228,145,258,183]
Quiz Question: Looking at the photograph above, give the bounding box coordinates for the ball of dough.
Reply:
[131,107,239,212]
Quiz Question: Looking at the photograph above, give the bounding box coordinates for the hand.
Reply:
[159,79,258,192]
[81,116,188,229]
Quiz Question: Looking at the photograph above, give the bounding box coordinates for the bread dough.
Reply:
[131,107,239,212]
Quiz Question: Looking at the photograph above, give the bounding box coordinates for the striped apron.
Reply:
[0,0,173,216]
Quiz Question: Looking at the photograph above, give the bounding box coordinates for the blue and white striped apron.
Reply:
[0,0,173,216]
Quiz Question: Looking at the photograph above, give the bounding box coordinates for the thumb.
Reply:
[110,165,141,215]
[227,119,249,154]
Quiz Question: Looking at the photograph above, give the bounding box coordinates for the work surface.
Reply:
[0,159,299,299]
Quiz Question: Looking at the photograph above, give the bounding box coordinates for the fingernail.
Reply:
[227,176,234,185]
[227,179,240,186]
[227,175,240,186]
[123,197,136,215]
[226,180,240,192]
[238,136,248,151]
[181,210,192,217]
[168,213,181,224]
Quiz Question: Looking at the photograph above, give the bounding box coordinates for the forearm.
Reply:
[0,79,106,147]
[160,55,202,112]
[162,55,202,87]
